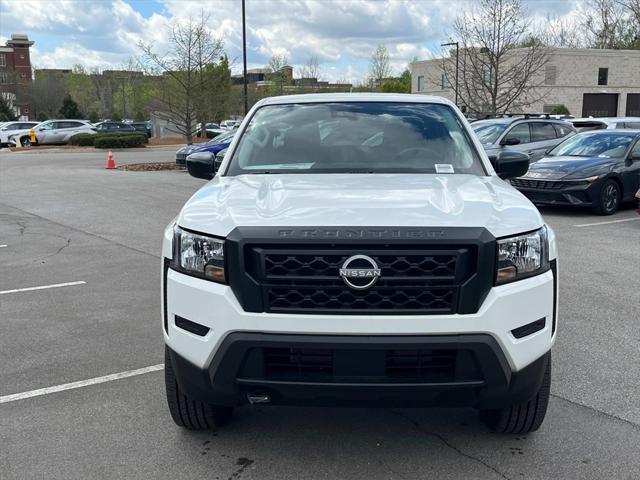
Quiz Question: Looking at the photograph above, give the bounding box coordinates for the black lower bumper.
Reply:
[518,184,598,207]
[167,333,550,409]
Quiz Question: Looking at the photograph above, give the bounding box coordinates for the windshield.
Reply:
[226,102,484,175]
[208,131,234,145]
[471,122,508,144]
[549,132,635,158]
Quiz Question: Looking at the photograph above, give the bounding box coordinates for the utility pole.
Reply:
[121,77,126,120]
[242,0,248,116]
[440,41,459,106]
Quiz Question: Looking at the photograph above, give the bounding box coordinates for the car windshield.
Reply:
[226,102,484,175]
[208,132,234,145]
[471,122,508,144]
[549,132,636,158]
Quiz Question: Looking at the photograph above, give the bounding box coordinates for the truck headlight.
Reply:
[172,226,226,283]
[496,226,549,285]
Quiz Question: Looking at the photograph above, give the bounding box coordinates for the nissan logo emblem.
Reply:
[339,255,381,290]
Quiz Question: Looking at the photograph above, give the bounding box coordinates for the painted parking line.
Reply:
[0,364,164,405]
[0,244,7,248]
[0,280,86,295]
[574,217,640,228]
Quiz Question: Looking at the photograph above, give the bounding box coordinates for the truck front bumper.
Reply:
[163,261,557,408]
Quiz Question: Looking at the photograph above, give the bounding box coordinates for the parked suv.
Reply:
[0,121,39,146]
[162,94,558,434]
[12,119,96,146]
[472,117,575,162]
[95,121,136,134]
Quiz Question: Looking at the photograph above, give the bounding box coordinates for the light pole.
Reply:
[242,0,248,116]
[440,41,459,106]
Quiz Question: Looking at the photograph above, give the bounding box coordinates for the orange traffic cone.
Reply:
[106,149,116,169]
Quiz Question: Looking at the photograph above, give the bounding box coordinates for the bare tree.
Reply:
[266,54,289,94]
[582,0,629,48]
[545,15,583,48]
[617,0,640,25]
[300,55,321,80]
[139,13,223,142]
[369,44,391,88]
[443,0,550,113]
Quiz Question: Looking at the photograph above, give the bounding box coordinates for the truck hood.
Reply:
[177,174,544,238]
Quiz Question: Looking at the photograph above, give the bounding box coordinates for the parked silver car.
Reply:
[569,117,640,132]
[10,119,96,146]
[0,121,39,146]
[471,117,576,163]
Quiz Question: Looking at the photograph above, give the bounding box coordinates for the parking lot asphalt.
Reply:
[1,148,639,479]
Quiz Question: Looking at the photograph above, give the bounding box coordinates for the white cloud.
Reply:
[0,0,589,82]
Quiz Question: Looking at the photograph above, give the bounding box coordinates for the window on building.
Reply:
[417,75,424,92]
[0,54,5,67]
[598,68,608,86]
[0,72,8,84]
[545,65,557,85]
[483,69,491,87]
[441,74,450,89]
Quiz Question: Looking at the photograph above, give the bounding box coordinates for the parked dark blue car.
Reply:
[511,130,640,215]
[175,131,235,165]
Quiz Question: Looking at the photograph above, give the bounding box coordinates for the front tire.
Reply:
[593,179,621,215]
[480,353,551,434]
[164,346,233,430]
[20,136,31,147]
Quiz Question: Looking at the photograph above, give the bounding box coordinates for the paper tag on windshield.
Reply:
[435,164,454,174]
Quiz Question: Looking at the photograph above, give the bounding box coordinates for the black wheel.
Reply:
[21,137,31,147]
[164,346,232,430]
[593,179,621,215]
[480,353,551,434]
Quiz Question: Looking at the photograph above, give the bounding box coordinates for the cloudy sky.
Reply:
[0,0,582,83]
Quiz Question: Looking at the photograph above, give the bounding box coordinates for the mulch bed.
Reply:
[118,162,185,171]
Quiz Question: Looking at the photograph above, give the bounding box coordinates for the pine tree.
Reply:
[0,96,17,122]
[58,95,83,119]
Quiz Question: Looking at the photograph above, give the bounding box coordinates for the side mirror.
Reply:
[186,152,215,180]
[489,149,530,179]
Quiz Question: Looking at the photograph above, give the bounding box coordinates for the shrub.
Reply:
[550,104,570,115]
[69,133,96,146]
[94,133,147,149]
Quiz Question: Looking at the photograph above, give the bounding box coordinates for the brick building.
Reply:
[0,33,35,120]
[411,48,640,117]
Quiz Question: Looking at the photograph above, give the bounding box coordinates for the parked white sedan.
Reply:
[0,121,39,146]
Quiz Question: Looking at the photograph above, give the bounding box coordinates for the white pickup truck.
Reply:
[161,93,558,434]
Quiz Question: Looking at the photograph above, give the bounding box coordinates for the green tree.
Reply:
[58,95,83,119]
[134,111,146,122]
[37,112,49,122]
[111,111,122,122]
[88,110,99,123]
[381,69,411,93]
[64,65,97,116]
[550,104,570,115]
[0,96,17,121]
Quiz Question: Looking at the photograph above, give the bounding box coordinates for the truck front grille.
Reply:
[247,247,473,314]
[258,347,472,383]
